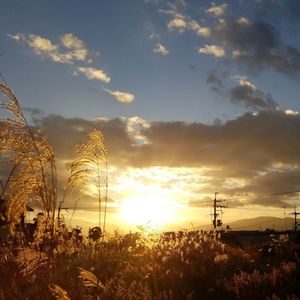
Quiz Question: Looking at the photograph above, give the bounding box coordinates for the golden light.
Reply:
[119,194,176,230]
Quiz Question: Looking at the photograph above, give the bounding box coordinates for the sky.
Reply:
[1,0,300,232]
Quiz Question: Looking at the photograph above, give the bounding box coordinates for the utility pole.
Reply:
[290,207,300,232]
[212,192,226,230]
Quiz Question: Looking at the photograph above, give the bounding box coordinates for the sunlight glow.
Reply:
[119,195,176,230]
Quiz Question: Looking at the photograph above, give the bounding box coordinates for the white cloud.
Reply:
[153,43,169,55]
[60,33,85,50]
[188,20,211,37]
[105,89,135,103]
[149,33,160,40]
[7,33,25,42]
[60,33,89,61]
[28,34,58,53]
[206,4,227,17]
[232,49,241,58]
[158,9,185,19]
[161,10,211,37]
[198,45,225,57]
[285,109,298,115]
[24,34,75,64]
[231,75,256,90]
[168,18,187,31]
[8,32,97,64]
[77,67,111,83]
[125,116,150,144]
[237,17,251,25]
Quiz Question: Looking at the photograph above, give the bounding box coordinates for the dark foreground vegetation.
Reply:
[1,224,300,300]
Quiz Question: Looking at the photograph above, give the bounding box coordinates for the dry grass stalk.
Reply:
[68,129,108,236]
[0,83,57,232]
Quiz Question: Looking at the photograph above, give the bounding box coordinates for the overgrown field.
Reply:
[1,225,300,300]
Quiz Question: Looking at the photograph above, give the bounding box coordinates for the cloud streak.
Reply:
[8,33,97,64]
[76,67,111,83]
[153,43,169,55]
[206,4,227,17]
[105,89,135,103]
[198,45,225,57]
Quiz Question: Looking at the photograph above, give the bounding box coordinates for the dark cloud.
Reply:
[254,0,300,23]
[206,70,277,110]
[129,111,300,178]
[35,111,300,175]
[37,115,134,165]
[212,19,300,75]
[206,70,225,96]
[229,84,277,110]
[5,111,298,208]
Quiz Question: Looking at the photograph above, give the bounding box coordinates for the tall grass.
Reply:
[68,129,108,236]
[0,83,57,231]
[0,229,299,299]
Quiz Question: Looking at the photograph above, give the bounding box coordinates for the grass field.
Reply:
[1,225,300,300]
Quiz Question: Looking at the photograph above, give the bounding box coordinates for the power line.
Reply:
[187,190,300,207]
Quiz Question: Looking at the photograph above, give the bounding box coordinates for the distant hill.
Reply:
[227,216,294,231]
[196,216,295,231]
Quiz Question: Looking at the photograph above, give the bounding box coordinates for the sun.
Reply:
[119,195,176,230]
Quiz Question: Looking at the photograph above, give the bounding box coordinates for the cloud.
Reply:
[188,20,211,37]
[60,33,85,50]
[24,110,300,208]
[231,75,256,90]
[236,17,251,26]
[285,109,298,115]
[161,10,211,37]
[7,33,25,42]
[212,19,300,75]
[168,18,186,31]
[153,43,169,55]
[28,35,58,53]
[76,67,111,83]
[60,33,89,62]
[36,115,135,165]
[206,70,226,96]
[158,9,185,19]
[37,110,300,171]
[206,4,227,17]
[158,6,300,76]
[254,0,300,23]
[229,82,277,110]
[229,75,277,110]
[105,89,135,103]
[207,71,278,110]
[198,45,225,57]
[8,32,98,64]
[125,116,150,144]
